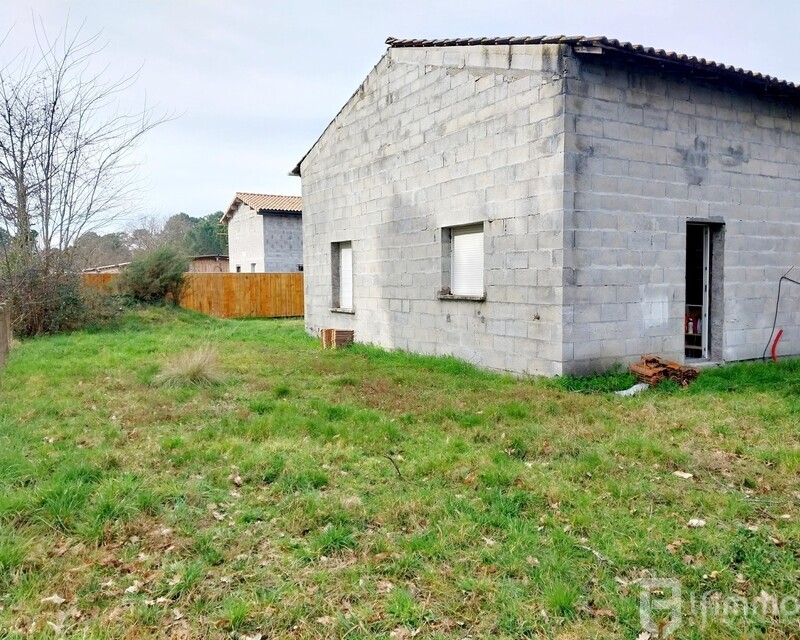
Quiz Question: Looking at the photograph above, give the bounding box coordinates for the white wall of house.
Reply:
[227,202,266,272]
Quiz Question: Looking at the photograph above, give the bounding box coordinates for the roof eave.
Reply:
[257,208,302,216]
[220,193,244,224]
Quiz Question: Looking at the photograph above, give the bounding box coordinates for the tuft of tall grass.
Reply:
[154,346,224,387]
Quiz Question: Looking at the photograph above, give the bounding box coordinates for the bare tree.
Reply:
[0,20,169,334]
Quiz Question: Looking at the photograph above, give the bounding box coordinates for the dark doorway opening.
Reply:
[685,222,724,360]
[685,224,708,358]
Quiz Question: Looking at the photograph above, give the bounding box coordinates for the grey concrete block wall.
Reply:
[563,55,800,373]
[228,204,303,273]
[263,213,303,272]
[300,44,571,375]
[299,42,800,375]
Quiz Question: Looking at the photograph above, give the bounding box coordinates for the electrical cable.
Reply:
[762,267,800,361]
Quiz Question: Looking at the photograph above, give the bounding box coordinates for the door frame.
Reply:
[686,219,725,361]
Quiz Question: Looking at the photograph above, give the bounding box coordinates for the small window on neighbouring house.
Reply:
[235,265,241,273]
[332,241,353,310]
[442,224,484,298]
[251,263,256,273]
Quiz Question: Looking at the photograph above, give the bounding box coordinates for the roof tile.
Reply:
[221,192,302,222]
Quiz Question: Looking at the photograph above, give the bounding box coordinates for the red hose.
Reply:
[771,329,784,363]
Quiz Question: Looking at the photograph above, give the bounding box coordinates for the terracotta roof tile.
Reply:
[221,192,302,223]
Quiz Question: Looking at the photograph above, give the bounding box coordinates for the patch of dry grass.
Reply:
[154,346,224,387]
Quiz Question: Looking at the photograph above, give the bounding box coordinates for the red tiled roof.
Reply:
[221,192,302,223]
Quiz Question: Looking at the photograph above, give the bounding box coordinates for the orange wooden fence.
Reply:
[82,272,304,319]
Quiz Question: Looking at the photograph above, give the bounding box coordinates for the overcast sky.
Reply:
[3,0,799,230]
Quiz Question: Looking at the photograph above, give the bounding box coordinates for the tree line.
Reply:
[73,212,228,270]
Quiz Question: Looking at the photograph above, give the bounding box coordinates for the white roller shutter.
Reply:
[339,242,353,309]
[451,226,484,297]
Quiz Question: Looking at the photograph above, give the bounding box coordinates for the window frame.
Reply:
[439,223,486,301]
[331,241,355,313]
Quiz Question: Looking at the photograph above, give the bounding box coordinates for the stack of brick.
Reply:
[321,328,354,349]
[629,355,699,387]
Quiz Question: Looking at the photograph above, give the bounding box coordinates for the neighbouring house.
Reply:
[82,255,230,274]
[186,255,230,273]
[291,35,800,376]
[220,192,303,273]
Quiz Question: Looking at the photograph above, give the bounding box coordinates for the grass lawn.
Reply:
[0,307,798,639]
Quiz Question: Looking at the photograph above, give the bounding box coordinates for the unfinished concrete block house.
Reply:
[221,193,303,273]
[292,36,800,375]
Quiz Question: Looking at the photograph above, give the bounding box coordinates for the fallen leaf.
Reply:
[666,538,687,554]
[687,518,706,528]
[41,594,66,606]
[124,581,143,594]
[377,580,395,593]
[389,627,420,639]
[672,471,693,480]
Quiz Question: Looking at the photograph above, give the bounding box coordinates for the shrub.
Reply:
[154,347,224,387]
[118,248,188,303]
[2,265,87,337]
